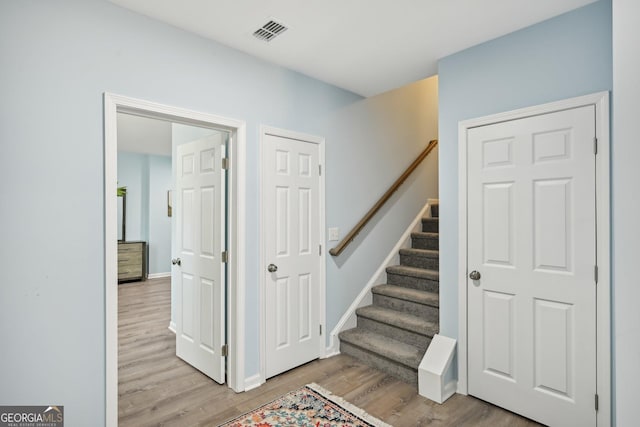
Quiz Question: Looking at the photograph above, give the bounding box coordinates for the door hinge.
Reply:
[595,393,599,411]
[319,244,322,256]
[319,325,322,335]
[593,137,598,155]
[594,265,599,284]
[221,344,229,357]
[319,164,322,176]
[222,251,228,263]
[222,157,229,170]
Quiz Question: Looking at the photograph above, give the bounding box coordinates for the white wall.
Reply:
[612,0,640,424]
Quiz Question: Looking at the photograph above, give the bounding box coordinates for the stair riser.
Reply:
[400,253,439,270]
[422,219,439,233]
[411,236,439,250]
[386,273,439,293]
[340,341,418,385]
[357,316,433,351]
[373,294,439,322]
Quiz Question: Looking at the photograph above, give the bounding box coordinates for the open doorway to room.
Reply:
[104,93,247,426]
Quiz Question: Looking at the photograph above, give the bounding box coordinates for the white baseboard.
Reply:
[148,272,171,279]
[168,321,176,333]
[328,200,437,355]
[244,374,263,392]
[323,347,340,359]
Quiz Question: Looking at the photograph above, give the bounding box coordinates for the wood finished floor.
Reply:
[119,278,541,427]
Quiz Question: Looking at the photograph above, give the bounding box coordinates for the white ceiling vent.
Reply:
[252,20,288,42]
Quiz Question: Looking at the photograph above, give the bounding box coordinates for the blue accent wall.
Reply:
[0,1,359,423]
[437,0,612,411]
[118,151,172,275]
[0,1,439,424]
[437,0,611,339]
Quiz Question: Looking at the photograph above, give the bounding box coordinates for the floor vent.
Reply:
[253,20,288,42]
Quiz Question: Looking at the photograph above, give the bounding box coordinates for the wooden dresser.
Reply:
[118,241,147,283]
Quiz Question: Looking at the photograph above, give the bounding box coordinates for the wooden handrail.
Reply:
[329,139,438,257]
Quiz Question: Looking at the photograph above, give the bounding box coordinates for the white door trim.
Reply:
[457,91,610,425]
[104,93,247,426]
[258,125,326,386]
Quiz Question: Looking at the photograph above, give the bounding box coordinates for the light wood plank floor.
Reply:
[119,278,541,427]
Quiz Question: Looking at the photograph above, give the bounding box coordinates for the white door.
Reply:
[467,106,597,426]
[264,133,322,378]
[174,135,226,383]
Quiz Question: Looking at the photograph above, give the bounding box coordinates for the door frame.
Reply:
[257,125,326,387]
[104,93,247,425]
[457,92,610,425]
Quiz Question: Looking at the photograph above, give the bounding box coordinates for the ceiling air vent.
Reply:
[253,20,288,42]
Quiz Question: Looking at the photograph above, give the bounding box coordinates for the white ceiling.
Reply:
[117,113,172,156]
[108,0,597,97]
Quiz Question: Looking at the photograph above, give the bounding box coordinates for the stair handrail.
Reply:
[329,139,438,257]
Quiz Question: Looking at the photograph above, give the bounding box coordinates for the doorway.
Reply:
[457,92,610,426]
[259,126,326,382]
[104,93,247,425]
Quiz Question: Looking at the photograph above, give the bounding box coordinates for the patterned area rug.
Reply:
[218,383,391,427]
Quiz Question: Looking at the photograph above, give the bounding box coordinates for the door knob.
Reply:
[267,264,278,273]
[172,258,182,266]
[469,270,481,280]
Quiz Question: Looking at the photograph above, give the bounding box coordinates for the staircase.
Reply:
[339,204,439,385]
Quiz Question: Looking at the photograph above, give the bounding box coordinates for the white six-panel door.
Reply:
[264,133,322,379]
[174,135,226,383]
[467,106,596,426]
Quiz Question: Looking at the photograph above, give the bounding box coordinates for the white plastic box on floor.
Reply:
[418,334,457,404]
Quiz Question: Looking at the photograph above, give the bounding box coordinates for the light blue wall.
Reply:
[117,151,148,241]
[117,151,172,275]
[437,0,611,339]
[0,1,358,423]
[437,0,612,413]
[147,155,172,275]
[0,1,441,424]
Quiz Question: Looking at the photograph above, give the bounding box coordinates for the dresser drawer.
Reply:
[118,241,147,283]
[118,265,143,280]
[118,242,144,254]
[118,252,142,266]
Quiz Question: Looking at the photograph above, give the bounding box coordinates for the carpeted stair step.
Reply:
[422,217,439,233]
[339,328,423,384]
[356,305,438,351]
[431,203,439,218]
[411,231,439,250]
[372,284,439,322]
[386,265,439,293]
[399,248,439,270]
